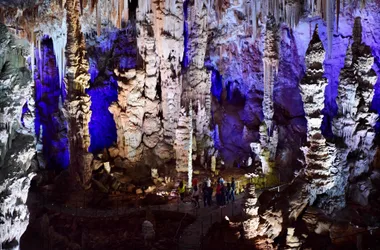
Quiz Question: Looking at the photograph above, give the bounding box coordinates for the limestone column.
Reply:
[64,0,92,188]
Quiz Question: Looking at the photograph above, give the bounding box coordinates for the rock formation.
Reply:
[322,17,378,211]
[64,0,93,188]
[250,14,279,182]
[243,184,259,240]
[0,1,380,248]
[109,69,146,164]
[262,15,279,136]
[182,0,212,166]
[255,26,331,242]
[0,23,35,249]
[299,25,335,204]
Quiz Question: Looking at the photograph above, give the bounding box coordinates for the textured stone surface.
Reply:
[243,184,259,240]
[0,23,35,248]
[0,2,380,248]
[64,0,93,188]
[325,17,378,210]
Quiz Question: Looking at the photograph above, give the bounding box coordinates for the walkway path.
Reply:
[31,184,287,249]
[177,195,245,250]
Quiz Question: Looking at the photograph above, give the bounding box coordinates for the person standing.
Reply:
[202,181,208,207]
[192,178,198,188]
[178,181,186,202]
[226,182,231,204]
[230,178,236,202]
[220,179,226,207]
[192,184,200,208]
[216,180,222,206]
[206,178,213,206]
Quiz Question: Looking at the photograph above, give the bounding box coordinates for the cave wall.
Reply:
[0,0,379,196]
[0,23,36,247]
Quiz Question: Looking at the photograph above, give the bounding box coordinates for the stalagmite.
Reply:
[299,25,335,203]
[65,0,93,188]
[255,26,332,242]
[251,14,280,177]
[174,107,192,174]
[211,155,216,172]
[183,0,212,164]
[325,17,378,211]
[243,184,259,240]
[262,15,278,135]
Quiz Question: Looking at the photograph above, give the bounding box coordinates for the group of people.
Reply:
[177,177,236,208]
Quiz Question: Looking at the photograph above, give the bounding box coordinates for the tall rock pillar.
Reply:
[64,0,92,188]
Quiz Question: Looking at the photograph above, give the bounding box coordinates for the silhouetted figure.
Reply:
[178,181,186,202]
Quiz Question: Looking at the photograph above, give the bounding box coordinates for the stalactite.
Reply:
[251,0,257,38]
[123,0,129,21]
[96,0,100,36]
[187,100,193,189]
[284,0,301,29]
[90,0,96,13]
[262,15,279,135]
[326,0,334,58]
[118,0,122,28]
[336,0,340,32]
[139,0,151,17]
[215,0,223,20]
[30,29,35,79]
[37,36,42,77]
[51,16,67,91]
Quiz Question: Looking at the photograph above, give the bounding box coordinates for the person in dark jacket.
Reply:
[230,178,236,202]
[226,183,231,204]
[220,179,226,207]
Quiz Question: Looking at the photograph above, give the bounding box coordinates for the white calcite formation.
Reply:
[262,15,278,135]
[255,27,331,242]
[243,184,259,240]
[109,69,146,164]
[183,0,212,166]
[323,17,378,210]
[64,0,93,188]
[250,123,278,174]
[108,0,213,170]
[0,24,32,167]
[250,15,280,175]
[0,135,36,248]
[109,1,186,167]
[174,104,193,186]
[0,23,35,249]
[299,26,335,203]
[158,0,184,146]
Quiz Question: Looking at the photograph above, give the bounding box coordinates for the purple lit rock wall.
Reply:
[86,27,137,154]
[206,4,380,176]
[31,2,380,172]
[34,37,69,169]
